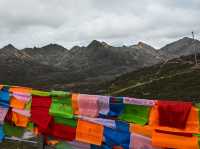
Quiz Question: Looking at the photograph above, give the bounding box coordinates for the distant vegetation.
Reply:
[107,54,200,102]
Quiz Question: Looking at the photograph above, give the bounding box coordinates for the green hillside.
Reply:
[107,54,200,102]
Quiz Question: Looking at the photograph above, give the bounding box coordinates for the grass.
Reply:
[107,54,200,102]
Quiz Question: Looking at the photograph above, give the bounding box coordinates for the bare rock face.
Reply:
[20,40,162,81]
[159,37,200,59]
[22,43,69,66]
[0,44,81,89]
[1,37,200,91]
[58,40,162,80]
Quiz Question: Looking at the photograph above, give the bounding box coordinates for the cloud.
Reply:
[0,0,199,49]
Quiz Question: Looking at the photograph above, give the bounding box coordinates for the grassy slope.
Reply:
[107,54,200,102]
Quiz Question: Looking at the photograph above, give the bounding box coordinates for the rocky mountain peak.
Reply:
[42,43,66,50]
[71,45,81,51]
[0,44,19,55]
[137,42,149,47]
[161,37,195,49]
[87,40,110,49]
[101,41,111,48]
[181,37,194,42]
[130,41,155,50]
[159,37,200,59]
[1,44,17,50]
[0,44,26,59]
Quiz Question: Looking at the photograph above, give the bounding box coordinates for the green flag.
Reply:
[119,104,150,125]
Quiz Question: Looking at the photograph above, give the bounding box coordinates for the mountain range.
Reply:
[0,37,200,92]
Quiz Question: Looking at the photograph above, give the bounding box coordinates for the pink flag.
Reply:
[12,108,31,117]
[130,133,161,149]
[78,94,99,117]
[12,93,31,102]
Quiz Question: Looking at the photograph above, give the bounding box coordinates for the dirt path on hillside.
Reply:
[110,69,193,95]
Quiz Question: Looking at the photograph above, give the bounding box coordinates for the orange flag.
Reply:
[10,97,26,109]
[152,130,199,149]
[130,124,152,138]
[9,86,32,94]
[12,111,29,127]
[76,119,104,145]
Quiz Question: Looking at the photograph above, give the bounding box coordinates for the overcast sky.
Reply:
[0,0,200,49]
